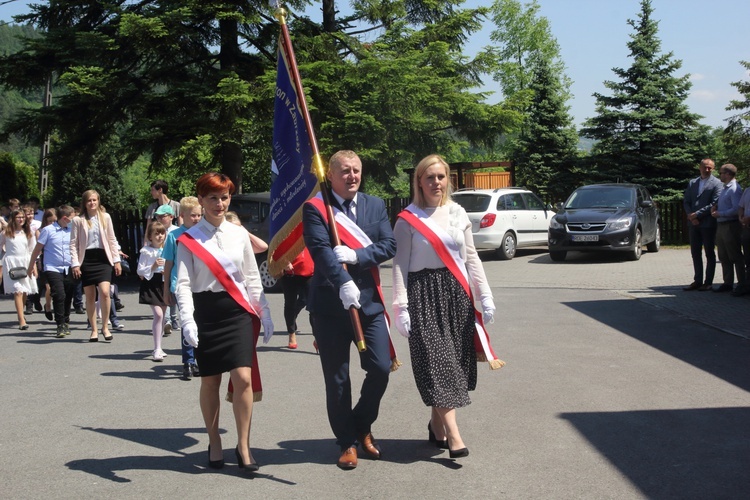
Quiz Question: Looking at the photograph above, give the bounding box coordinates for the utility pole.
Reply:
[39,75,52,196]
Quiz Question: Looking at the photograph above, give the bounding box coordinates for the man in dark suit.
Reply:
[683,158,722,291]
[303,150,397,470]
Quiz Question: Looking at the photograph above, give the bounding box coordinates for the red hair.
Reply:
[195,173,235,197]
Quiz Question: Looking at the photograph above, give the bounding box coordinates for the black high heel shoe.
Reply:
[449,447,469,459]
[235,446,259,472]
[207,445,224,469]
[428,422,449,449]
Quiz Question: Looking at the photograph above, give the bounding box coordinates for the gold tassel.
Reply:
[489,359,506,370]
[390,357,402,372]
[477,352,506,370]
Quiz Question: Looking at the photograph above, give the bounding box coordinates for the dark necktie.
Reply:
[342,199,356,223]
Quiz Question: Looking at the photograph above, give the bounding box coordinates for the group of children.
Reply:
[137,197,202,377]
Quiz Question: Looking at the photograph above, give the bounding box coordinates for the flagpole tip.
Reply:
[274,7,287,24]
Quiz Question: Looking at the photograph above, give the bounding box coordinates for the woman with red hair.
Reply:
[175,173,273,473]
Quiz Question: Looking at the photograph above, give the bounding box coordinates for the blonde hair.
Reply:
[179,196,199,216]
[79,189,109,232]
[224,211,241,225]
[413,154,452,208]
[328,150,360,171]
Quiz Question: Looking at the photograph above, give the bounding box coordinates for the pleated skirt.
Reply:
[407,267,477,408]
[193,291,255,377]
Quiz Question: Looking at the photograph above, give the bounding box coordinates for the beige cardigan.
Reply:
[70,213,121,268]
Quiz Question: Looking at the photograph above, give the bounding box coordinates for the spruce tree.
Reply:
[514,55,580,202]
[581,0,703,199]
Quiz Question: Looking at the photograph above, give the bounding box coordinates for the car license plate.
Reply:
[572,234,599,242]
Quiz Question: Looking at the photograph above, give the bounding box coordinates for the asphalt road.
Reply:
[1,247,748,499]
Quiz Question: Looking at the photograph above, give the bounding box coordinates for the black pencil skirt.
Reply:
[81,248,113,287]
[193,291,255,377]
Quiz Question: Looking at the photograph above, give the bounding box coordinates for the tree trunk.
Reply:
[322,0,336,32]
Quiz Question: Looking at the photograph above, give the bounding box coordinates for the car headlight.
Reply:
[549,217,564,230]
[608,218,632,231]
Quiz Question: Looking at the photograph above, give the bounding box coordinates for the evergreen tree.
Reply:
[0,0,519,205]
[514,56,580,201]
[580,0,703,199]
[723,60,750,185]
[488,0,577,197]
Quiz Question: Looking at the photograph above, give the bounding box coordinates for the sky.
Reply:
[2,0,748,129]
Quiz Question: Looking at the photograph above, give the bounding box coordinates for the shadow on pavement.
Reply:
[560,407,750,498]
[563,299,750,392]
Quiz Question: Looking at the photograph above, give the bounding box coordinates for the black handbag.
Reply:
[8,266,27,280]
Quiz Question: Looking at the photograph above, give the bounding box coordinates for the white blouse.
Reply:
[392,202,491,308]
[175,218,267,322]
[137,245,164,281]
[85,216,102,250]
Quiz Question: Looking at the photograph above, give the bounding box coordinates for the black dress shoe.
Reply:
[428,422,448,449]
[182,364,192,380]
[698,284,713,291]
[45,310,54,321]
[449,447,469,459]
[682,282,701,291]
[713,284,733,293]
[235,446,259,472]
[208,445,224,469]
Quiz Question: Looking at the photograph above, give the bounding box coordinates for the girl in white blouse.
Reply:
[137,221,168,361]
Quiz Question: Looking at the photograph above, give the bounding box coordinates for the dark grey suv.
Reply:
[547,183,660,262]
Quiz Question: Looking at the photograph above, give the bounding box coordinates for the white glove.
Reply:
[262,317,274,344]
[481,296,495,324]
[339,280,361,310]
[182,320,199,348]
[394,305,411,338]
[333,245,358,265]
[259,302,274,344]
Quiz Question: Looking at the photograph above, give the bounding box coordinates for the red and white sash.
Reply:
[307,194,401,371]
[178,225,264,401]
[398,204,504,370]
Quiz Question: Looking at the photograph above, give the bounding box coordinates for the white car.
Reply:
[452,188,552,260]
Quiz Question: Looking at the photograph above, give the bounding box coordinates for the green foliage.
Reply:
[580,0,704,198]
[0,0,519,203]
[0,151,40,202]
[487,0,578,199]
[723,60,750,186]
[489,0,563,98]
[514,56,581,200]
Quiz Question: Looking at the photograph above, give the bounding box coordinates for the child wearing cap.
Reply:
[154,204,179,335]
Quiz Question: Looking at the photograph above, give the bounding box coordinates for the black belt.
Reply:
[718,219,739,225]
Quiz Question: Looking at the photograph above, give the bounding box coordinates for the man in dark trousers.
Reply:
[683,158,722,291]
[303,150,397,470]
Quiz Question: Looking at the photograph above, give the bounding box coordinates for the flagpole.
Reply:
[274,6,366,352]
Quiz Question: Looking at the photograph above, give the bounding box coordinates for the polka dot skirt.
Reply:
[407,267,477,408]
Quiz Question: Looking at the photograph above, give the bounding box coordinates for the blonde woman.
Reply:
[392,154,502,459]
[70,190,122,342]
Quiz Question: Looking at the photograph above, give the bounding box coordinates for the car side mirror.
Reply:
[640,200,653,208]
